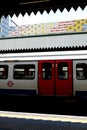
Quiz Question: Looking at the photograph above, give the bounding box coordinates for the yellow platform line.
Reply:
[0,111,87,123]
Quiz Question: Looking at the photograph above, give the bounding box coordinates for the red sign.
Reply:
[7,81,14,87]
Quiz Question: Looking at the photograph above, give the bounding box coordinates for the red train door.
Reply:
[55,60,73,96]
[38,60,54,96]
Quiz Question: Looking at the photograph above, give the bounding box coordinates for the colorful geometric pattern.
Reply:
[1,16,87,37]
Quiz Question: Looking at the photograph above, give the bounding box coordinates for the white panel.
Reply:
[73,60,87,95]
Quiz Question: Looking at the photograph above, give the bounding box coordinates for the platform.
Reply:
[0,111,87,130]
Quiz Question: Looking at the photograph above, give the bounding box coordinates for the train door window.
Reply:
[58,62,68,80]
[0,65,8,79]
[42,63,52,80]
[14,64,35,79]
[76,63,86,80]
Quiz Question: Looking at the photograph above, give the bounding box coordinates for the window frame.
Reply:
[76,63,87,80]
[42,62,52,80]
[13,64,35,80]
[0,65,8,79]
[58,62,69,80]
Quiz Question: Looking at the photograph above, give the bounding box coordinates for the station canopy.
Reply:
[0,0,87,53]
[0,0,87,17]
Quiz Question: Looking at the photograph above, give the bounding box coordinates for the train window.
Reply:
[13,64,35,79]
[0,65,8,79]
[42,63,52,80]
[58,62,68,80]
[76,63,86,80]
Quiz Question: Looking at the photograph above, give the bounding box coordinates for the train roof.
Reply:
[0,50,87,61]
[0,32,87,53]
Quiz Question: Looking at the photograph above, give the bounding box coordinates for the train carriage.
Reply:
[0,51,87,98]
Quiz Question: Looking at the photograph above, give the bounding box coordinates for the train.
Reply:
[0,50,87,99]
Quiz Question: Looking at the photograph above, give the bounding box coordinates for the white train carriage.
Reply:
[0,61,38,96]
[73,60,87,97]
[0,51,87,98]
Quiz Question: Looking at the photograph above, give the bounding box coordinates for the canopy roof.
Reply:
[0,32,87,53]
[1,0,87,17]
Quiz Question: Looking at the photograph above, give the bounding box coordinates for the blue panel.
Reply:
[0,89,36,96]
[76,91,87,99]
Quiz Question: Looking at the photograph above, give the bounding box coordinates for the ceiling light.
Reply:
[20,0,50,5]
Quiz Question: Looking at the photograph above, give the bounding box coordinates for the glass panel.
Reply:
[14,64,35,79]
[76,63,86,80]
[58,62,68,80]
[0,65,8,79]
[42,63,52,80]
